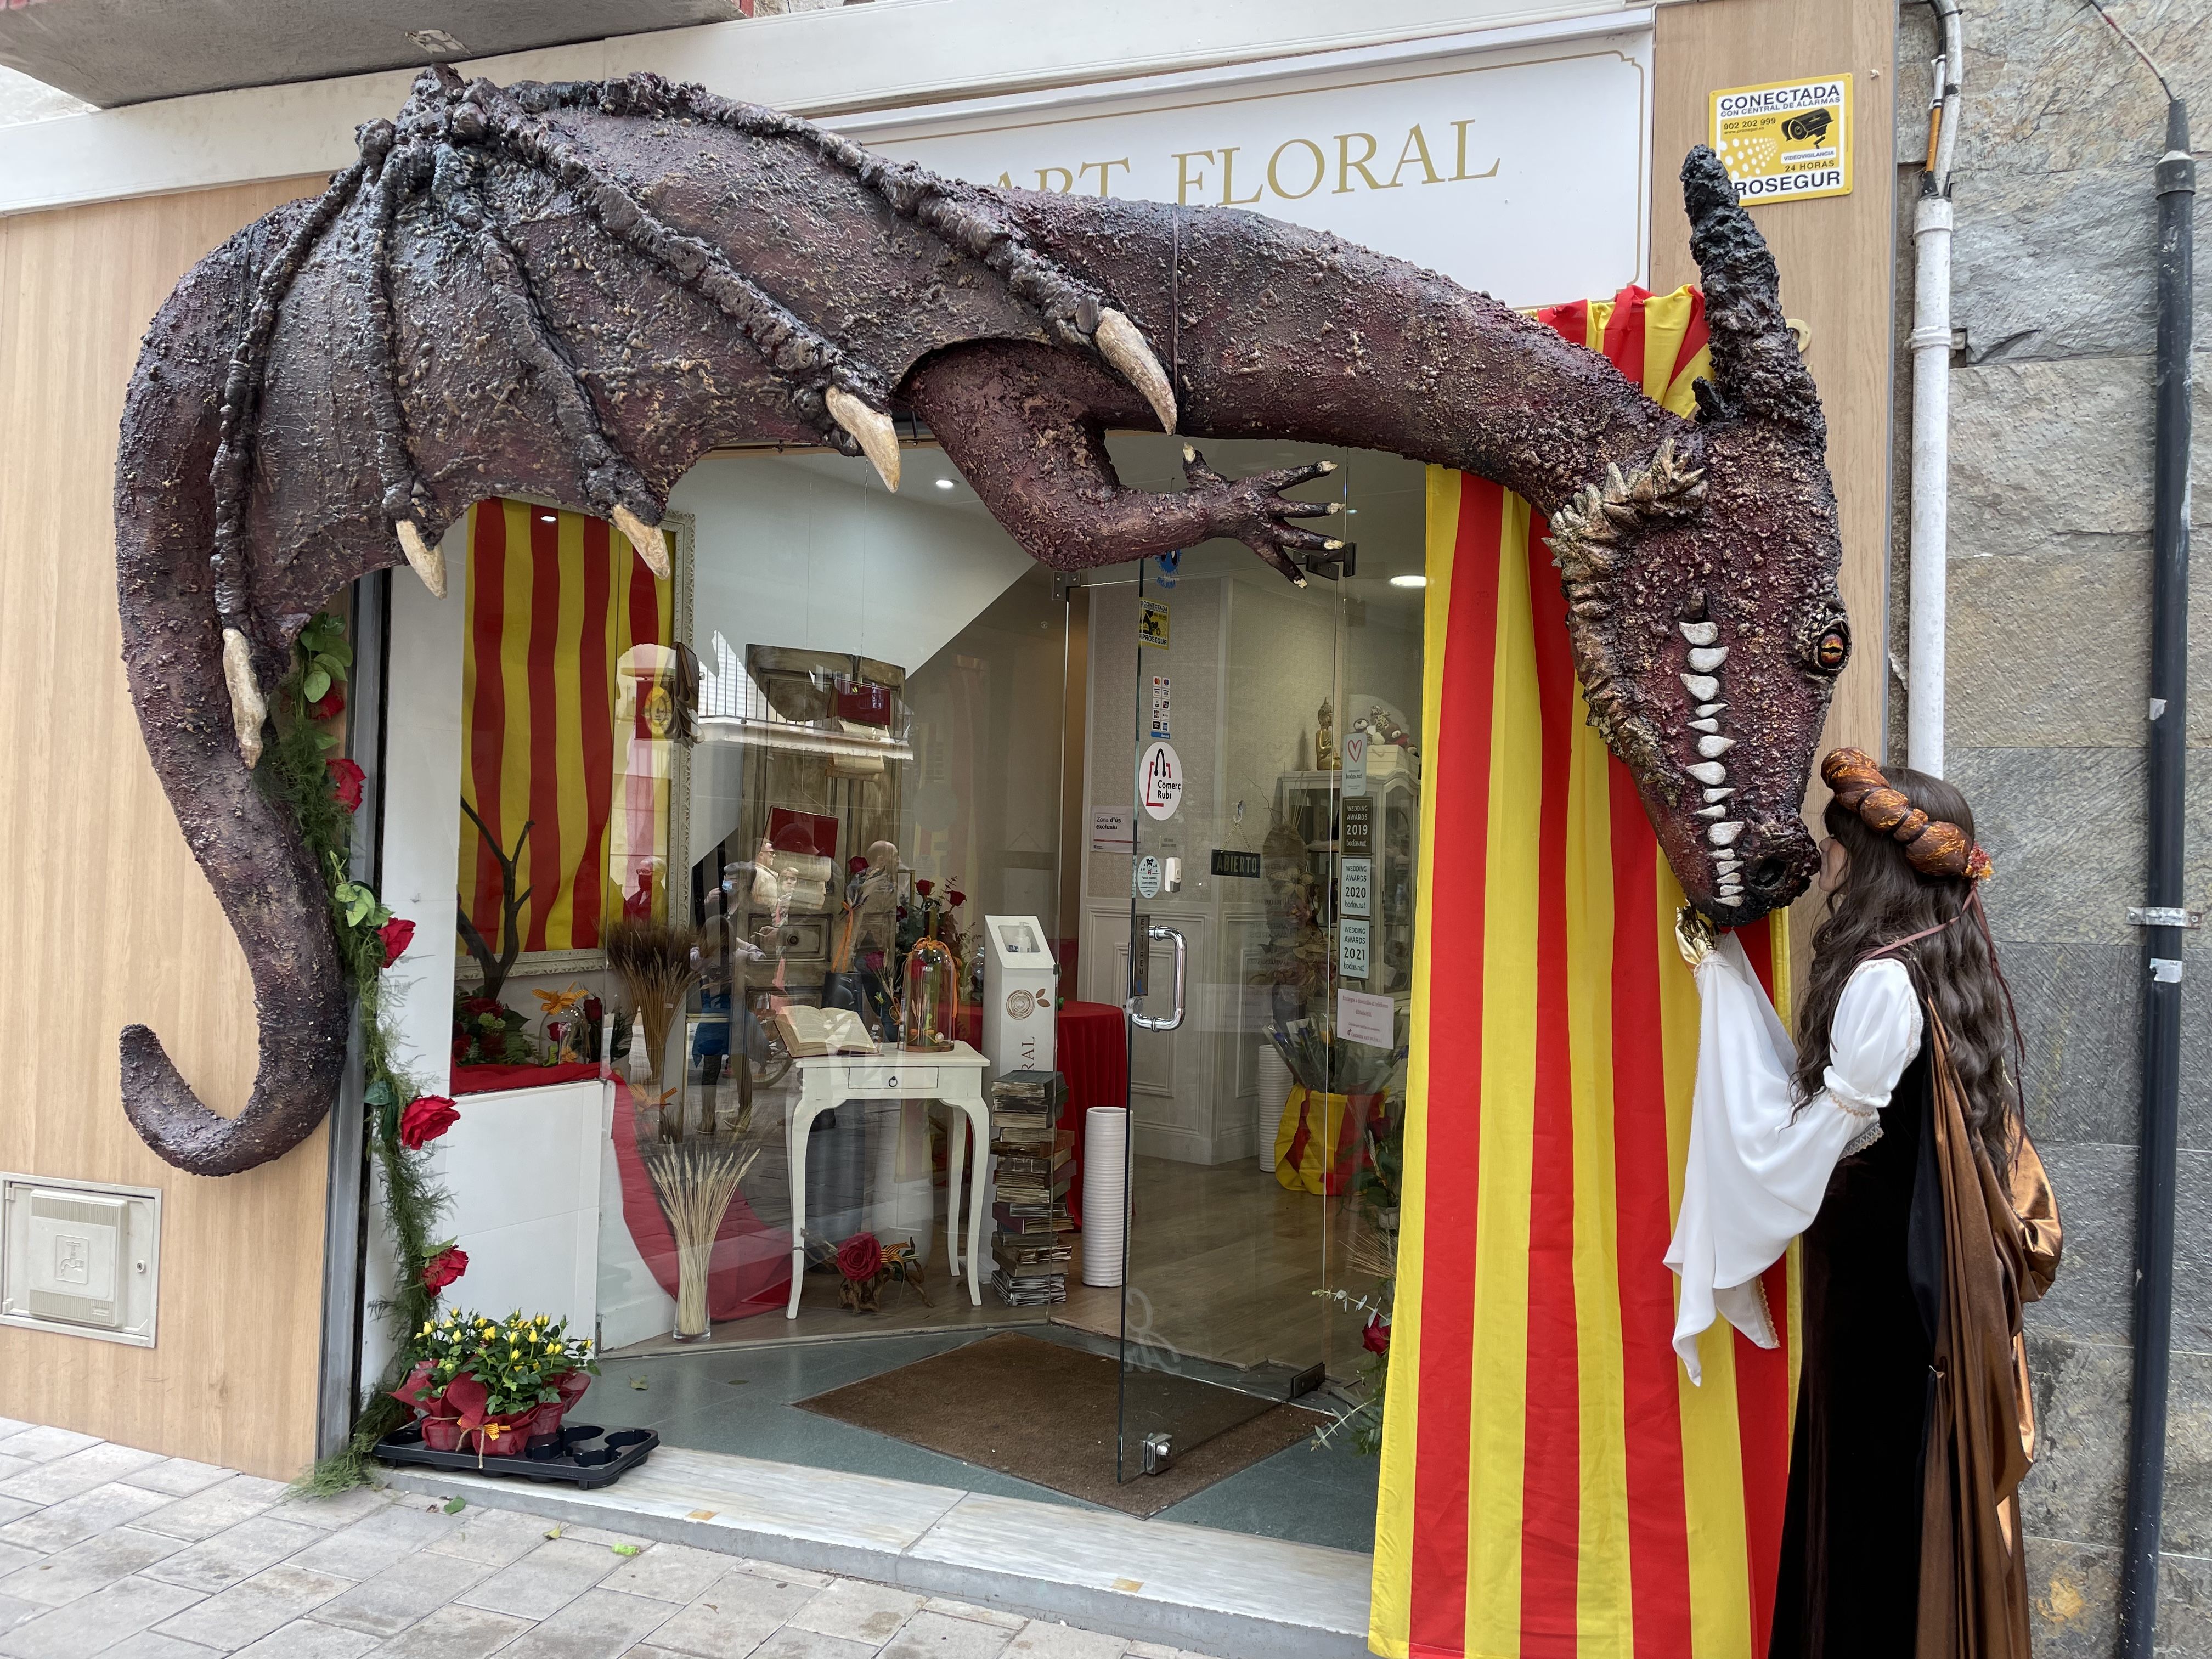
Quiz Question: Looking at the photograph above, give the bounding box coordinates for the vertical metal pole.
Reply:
[2118,98,2192,1659]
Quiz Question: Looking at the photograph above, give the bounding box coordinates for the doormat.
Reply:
[794,1331,1330,1517]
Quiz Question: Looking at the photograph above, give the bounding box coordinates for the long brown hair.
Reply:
[1792,766,2022,1171]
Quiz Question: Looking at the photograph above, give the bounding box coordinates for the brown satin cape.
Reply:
[1915,1012,2064,1659]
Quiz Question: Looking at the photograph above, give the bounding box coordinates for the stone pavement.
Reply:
[0,1421,1225,1659]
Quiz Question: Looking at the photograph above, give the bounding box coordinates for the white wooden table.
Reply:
[786,1041,991,1316]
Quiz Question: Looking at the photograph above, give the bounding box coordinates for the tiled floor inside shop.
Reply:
[600,1155,1385,1555]
[583,1327,1379,1555]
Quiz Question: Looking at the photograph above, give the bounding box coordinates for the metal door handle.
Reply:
[1129,924,1187,1031]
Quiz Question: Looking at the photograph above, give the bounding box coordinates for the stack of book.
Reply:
[988,1070,1074,1305]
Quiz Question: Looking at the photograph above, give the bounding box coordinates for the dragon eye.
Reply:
[1814,623,1850,674]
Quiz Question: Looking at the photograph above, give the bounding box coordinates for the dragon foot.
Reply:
[1178,446,1344,585]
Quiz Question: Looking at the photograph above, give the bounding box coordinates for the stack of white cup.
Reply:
[1081,1107,1130,1288]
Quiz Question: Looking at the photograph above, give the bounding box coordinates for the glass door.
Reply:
[1111,448,1358,1483]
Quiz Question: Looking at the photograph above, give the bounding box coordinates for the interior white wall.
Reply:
[670,451,1034,865]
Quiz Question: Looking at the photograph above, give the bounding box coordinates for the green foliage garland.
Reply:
[263,612,454,1494]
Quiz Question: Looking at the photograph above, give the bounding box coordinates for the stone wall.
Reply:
[1892,1,2212,1650]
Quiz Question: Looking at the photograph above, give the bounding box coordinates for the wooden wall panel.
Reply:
[0,176,332,1479]
[1651,0,1897,986]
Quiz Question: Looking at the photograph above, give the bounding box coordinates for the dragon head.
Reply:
[1548,150,1847,924]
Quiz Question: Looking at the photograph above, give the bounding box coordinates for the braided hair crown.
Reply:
[1820,748,1994,882]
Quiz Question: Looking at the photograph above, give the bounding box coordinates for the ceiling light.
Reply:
[1389,574,1427,589]
[934,478,956,490]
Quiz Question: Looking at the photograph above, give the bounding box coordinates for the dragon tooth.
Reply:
[1696,804,1728,819]
[1687,761,1729,785]
[1697,735,1736,758]
[826,387,902,493]
[612,504,673,579]
[1681,673,1719,701]
[221,627,268,769]
[1703,786,1736,803]
[1696,701,1727,718]
[1094,308,1178,432]
[1708,820,1746,847]
[1715,856,1743,874]
[396,520,447,599]
[1679,620,1720,646]
[1687,645,1729,673]
[1688,717,1720,734]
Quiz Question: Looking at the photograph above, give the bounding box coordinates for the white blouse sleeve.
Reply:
[1664,940,1922,1383]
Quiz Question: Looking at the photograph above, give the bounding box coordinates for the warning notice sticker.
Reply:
[1710,75,1852,204]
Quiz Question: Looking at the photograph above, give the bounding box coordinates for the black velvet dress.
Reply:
[1769,1043,1948,1658]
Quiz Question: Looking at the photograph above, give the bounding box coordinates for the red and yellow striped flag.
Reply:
[459,499,674,956]
[1372,286,1798,1659]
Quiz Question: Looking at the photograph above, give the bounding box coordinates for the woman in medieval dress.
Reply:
[1666,749,2063,1659]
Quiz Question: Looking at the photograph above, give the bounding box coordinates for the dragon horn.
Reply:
[396,520,448,599]
[220,627,268,769]
[612,505,673,580]
[826,387,902,492]
[1094,308,1178,433]
[1680,146,1823,436]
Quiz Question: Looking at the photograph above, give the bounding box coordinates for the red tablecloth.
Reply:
[451,1060,601,1096]
[1055,1000,1127,1229]
[610,1079,791,1324]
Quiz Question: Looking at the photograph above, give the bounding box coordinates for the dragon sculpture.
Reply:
[115,68,1847,1175]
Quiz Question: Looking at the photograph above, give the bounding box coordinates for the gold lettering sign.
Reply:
[1012,120,1499,207]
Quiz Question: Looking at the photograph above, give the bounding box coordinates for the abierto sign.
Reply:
[1709,75,1853,204]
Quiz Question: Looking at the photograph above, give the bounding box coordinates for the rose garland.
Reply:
[270,612,472,1493]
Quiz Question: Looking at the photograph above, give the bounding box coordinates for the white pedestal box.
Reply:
[980,914,1057,1081]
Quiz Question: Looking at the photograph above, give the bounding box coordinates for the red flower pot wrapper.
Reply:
[327,757,366,812]
[419,1417,466,1452]
[392,1359,440,1415]
[1363,1314,1392,1356]
[399,1096,460,1150]
[378,917,415,966]
[419,1246,468,1294]
[836,1232,884,1283]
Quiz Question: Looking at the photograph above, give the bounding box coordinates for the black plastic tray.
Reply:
[372,1421,658,1489]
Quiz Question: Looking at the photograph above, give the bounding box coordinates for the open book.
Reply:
[771,1005,877,1058]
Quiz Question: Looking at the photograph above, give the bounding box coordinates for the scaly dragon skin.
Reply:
[114,69,1846,1174]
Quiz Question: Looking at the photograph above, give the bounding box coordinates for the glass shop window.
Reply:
[445,453,1069,1347]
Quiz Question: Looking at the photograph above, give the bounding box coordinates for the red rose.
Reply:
[462,997,504,1018]
[327,757,366,812]
[584,996,602,1022]
[947,890,967,910]
[379,917,415,966]
[308,683,346,721]
[1362,1314,1391,1356]
[420,1246,468,1294]
[848,855,869,875]
[914,878,934,896]
[398,1094,460,1150]
[835,1232,884,1282]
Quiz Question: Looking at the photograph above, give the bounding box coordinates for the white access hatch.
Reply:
[1,1173,160,1346]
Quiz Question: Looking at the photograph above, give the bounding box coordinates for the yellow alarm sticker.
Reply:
[1710,75,1853,203]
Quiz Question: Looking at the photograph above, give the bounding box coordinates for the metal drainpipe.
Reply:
[2118,94,2194,1659]
[1907,0,1963,774]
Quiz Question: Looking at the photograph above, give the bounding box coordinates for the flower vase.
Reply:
[672,1237,714,1341]
[900,913,960,1051]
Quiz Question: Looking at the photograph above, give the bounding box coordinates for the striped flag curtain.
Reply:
[1371,286,1797,1659]
[459,499,674,957]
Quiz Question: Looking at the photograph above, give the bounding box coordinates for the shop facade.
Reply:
[0,2,1898,1653]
